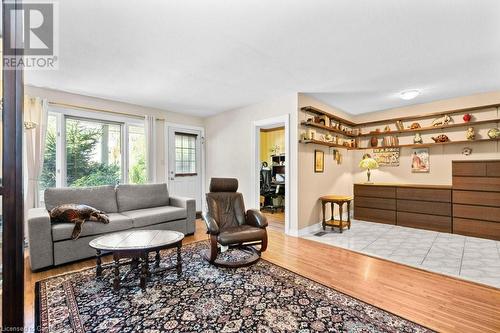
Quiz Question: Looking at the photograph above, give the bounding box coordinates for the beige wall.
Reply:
[25,85,204,182]
[204,93,299,233]
[260,128,285,166]
[351,91,500,185]
[297,94,356,230]
[298,92,500,231]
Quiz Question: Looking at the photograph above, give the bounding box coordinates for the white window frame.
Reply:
[48,105,144,187]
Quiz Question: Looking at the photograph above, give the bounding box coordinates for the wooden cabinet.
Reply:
[353,160,500,240]
[354,184,452,233]
[452,160,500,240]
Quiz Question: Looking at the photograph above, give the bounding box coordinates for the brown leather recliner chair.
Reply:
[202,178,268,267]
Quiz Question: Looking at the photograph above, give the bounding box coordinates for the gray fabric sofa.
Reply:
[27,183,195,271]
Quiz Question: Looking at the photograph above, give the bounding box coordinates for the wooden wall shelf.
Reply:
[302,138,499,150]
[357,119,500,137]
[300,121,356,137]
[300,105,500,150]
[299,139,351,149]
[301,106,357,126]
[355,138,499,150]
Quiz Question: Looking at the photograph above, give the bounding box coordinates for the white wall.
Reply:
[25,86,204,182]
[204,94,299,234]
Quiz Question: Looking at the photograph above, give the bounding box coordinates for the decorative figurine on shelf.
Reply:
[488,128,499,139]
[396,120,404,130]
[431,134,450,143]
[462,147,473,156]
[359,154,379,184]
[306,128,316,140]
[384,125,391,132]
[463,113,472,123]
[332,149,342,164]
[432,114,452,127]
[413,133,423,144]
[409,122,421,129]
[466,127,475,141]
[370,136,378,147]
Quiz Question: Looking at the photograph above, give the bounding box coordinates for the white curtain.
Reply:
[144,115,157,183]
[24,96,49,212]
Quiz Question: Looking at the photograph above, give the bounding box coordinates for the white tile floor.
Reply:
[302,220,500,289]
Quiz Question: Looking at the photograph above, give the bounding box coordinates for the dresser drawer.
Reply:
[453,190,500,208]
[453,204,500,223]
[452,177,500,192]
[397,200,451,216]
[452,162,487,176]
[397,212,451,233]
[354,196,396,210]
[487,161,500,177]
[397,187,451,202]
[354,207,396,225]
[354,185,396,198]
[453,218,500,240]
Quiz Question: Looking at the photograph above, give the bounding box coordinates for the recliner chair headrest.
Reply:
[210,178,238,192]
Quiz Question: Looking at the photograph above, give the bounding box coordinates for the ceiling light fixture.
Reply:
[399,89,420,100]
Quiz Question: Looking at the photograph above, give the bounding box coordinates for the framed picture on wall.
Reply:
[411,148,430,173]
[314,150,324,173]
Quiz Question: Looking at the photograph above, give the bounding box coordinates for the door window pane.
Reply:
[174,133,197,175]
[128,125,146,184]
[66,118,121,187]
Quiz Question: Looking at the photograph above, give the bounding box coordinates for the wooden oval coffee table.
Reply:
[89,230,184,290]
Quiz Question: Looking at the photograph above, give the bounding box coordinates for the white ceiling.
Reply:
[25,0,500,117]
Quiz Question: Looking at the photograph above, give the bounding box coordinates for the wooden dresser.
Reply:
[452,160,500,240]
[354,183,452,233]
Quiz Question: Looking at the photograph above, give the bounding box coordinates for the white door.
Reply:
[167,127,203,212]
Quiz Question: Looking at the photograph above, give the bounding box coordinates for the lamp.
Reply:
[359,154,379,183]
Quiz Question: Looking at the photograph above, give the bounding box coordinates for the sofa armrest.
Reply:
[169,196,196,234]
[246,209,268,228]
[201,212,220,235]
[27,207,54,270]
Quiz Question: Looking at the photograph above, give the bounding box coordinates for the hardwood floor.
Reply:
[262,210,285,231]
[24,220,500,332]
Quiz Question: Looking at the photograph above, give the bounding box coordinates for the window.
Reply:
[175,132,197,176]
[128,125,147,184]
[40,109,146,197]
[65,117,122,187]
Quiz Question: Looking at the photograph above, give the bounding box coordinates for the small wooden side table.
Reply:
[319,195,353,233]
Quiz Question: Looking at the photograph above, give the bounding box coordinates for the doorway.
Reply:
[253,115,289,233]
[166,125,204,213]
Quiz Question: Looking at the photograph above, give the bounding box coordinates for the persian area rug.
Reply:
[35,241,433,332]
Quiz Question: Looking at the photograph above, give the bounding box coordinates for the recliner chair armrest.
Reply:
[246,209,268,228]
[27,207,54,270]
[202,212,219,235]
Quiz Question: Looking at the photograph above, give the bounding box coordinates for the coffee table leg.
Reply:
[96,250,103,277]
[140,252,148,290]
[176,243,182,277]
[155,250,160,268]
[113,254,120,291]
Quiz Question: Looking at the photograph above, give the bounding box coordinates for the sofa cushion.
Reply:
[45,185,118,213]
[116,183,169,212]
[51,213,133,241]
[122,206,186,228]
